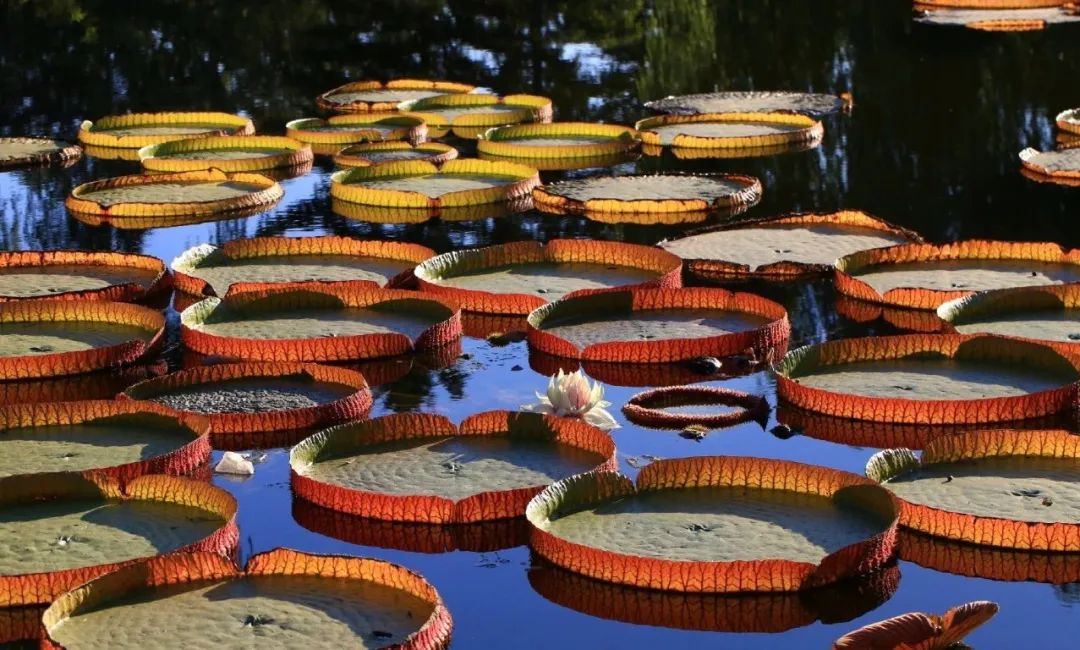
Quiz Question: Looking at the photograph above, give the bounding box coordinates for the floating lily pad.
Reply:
[528,288,789,364]
[67,200,278,230]
[285,113,427,146]
[528,350,724,388]
[476,122,640,159]
[915,5,1080,30]
[123,363,371,448]
[171,236,433,298]
[533,173,762,216]
[180,283,461,363]
[0,364,166,406]
[0,473,237,606]
[526,456,898,592]
[400,93,552,138]
[137,136,313,173]
[78,112,254,150]
[644,91,848,118]
[0,301,163,380]
[478,149,640,172]
[868,428,1080,550]
[898,528,1080,584]
[660,211,922,281]
[938,284,1080,351]
[1020,146,1080,183]
[635,112,823,150]
[0,604,43,644]
[1058,108,1080,135]
[415,240,682,315]
[333,142,458,168]
[291,411,616,524]
[834,240,1080,310]
[66,170,283,218]
[834,294,951,334]
[834,601,998,650]
[332,195,534,224]
[331,159,539,209]
[0,400,208,482]
[0,250,168,303]
[42,548,452,650]
[776,334,1080,424]
[0,137,81,169]
[622,386,768,430]
[316,78,474,113]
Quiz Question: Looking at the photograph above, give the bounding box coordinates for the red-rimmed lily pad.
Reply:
[77,112,254,150]
[290,411,616,524]
[0,363,166,406]
[775,334,1080,424]
[834,240,1080,311]
[644,91,849,118]
[867,428,1080,551]
[937,284,1080,351]
[400,93,552,138]
[0,137,81,169]
[0,473,237,607]
[1059,108,1080,135]
[835,294,949,334]
[316,78,474,113]
[533,173,762,216]
[898,528,1080,584]
[1020,146,1080,182]
[660,211,923,282]
[331,195,534,224]
[528,349,736,388]
[527,288,789,364]
[285,113,426,146]
[915,5,1080,30]
[331,159,539,209]
[476,122,640,159]
[137,135,312,173]
[622,386,769,430]
[0,300,164,380]
[171,236,434,298]
[67,201,279,231]
[414,240,683,315]
[41,548,453,650]
[833,601,998,650]
[66,170,283,219]
[526,456,898,593]
[179,283,462,363]
[635,112,823,150]
[333,141,458,168]
[0,250,169,303]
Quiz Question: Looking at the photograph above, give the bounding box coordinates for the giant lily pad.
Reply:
[479,149,641,172]
[122,363,371,449]
[1058,108,1080,135]
[137,136,312,173]
[1020,146,1080,183]
[899,528,1080,584]
[400,93,552,138]
[66,170,283,219]
[833,601,998,650]
[476,122,640,159]
[171,236,434,298]
[834,294,951,334]
[0,250,169,303]
[0,137,81,169]
[67,201,278,230]
[915,5,1080,30]
[834,240,1080,310]
[331,159,539,209]
[776,334,1080,424]
[526,456,898,592]
[0,400,208,483]
[660,211,922,281]
[622,385,768,430]
[42,549,452,650]
[77,112,254,150]
[316,78,474,113]
[333,142,458,168]
[937,284,1080,351]
[635,112,823,150]
[0,300,163,380]
[868,428,1080,551]
[528,288,789,364]
[332,195,533,224]
[0,473,237,606]
[414,240,682,315]
[285,113,427,146]
[644,91,849,118]
[180,283,461,362]
[533,173,762,216]
[291,411,616,524]
[0,364,166,406]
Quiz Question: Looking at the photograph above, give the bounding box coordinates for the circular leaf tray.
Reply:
[171,235,434,298]
[291,411,615,524]
[915,6,1080,31]
[137,135,312,173]
[0,363,166,406]
[834,294,950,334]
[331,159,539,209]
[285,113,427,145]
[937,284,1080,352]
[0,300,164,380]
[1058,108,1080,135]
[414,240,683,315]
[622,385,769,430]
[0,137,81,169]
[332,195,533,223]
[479,149,640,172]
[316,78,474,113]
[180,283,461,362]
[0,250,169,303]
[66,169,283,218]
[660,211,922,282]
[333,141,458,168]
[42,549,452,650]
[898,528,1080,584]
[1020,146,1080,182]
[476,122,640,159]
[833,601,998,650]
[526,456,898,593]
[527,288,790,363]
[533,173,762,216]
[775,334,1080,424]
[400,93,553,138]
[644,91,848,118]
[0,473,237,606]
[77,112,254,149]
[528,349,729,388]
[834,240,1080,311]
[635,112,823,150]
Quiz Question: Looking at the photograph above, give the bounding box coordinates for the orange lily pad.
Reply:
[331,159,539,209]
[67,200,278,230]
[833,600,998,650]
[644,91,849,118]
[400,93,552,138]
[915,4,1080,30]
[528,349,732,388]
[332,194,534,223]
[316,78,474,113]
[476,122,640,159]
[415,240,682,315]
[137,135,312,173]
[835,294,949,333]
[775,334,1080,424]
[622,385,768,430]
[533,173,762,216]
[526,456,898,592]
[1020,146,1080,182]
[66,169,283,218]
[0,137,81,169]
[1059,107,1080,135]
[937,284,1080,352]
[41,549,452,650]
[333,141,458,168]
[0,250,169,303]
[899,529,1080,584]
[290,411,616,524]
[635,112,823,150]
[285,113,427,146]
[77,111,254,150]
[0,363,166,406]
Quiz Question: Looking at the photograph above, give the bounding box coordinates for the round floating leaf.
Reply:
[0,363,166,406]
[834,294,950,333]
[937,284,1080,352]
[137,135,312,173]
[533,173,762,216]
[291,411,616,524]
[414,240,683,315]
[476,122,640,159]
[333,141,458,168]
[635,112,823,150]
[526,456,898,593]
[285,113,427,145]
[0,250,169,303]
[622,385,768,430]
[68,200,278,230]
[77,112,254,150]
[479,149,641,172]
[1020,146,1080,182]
[332,194,534,223]
[1058,108,1080,136]
[660,210,922,281]
[400,93,553,137]
[316,78,475,113]
[899,528,1080,584]
[0,137,81,169]
[776,334,1080,424]
[331,158,538,209]
[66,169,283,218]
[42,548,452,650]
[644,91,848,118]
[171,235,434,298]
[527,288,789,364]
[833,600,998,650]
[915,5,1080,30]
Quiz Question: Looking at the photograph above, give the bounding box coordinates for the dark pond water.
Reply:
[3,0,1080,647]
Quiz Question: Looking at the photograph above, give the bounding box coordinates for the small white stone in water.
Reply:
[214,451,254,476]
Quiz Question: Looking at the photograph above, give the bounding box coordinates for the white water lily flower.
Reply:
[214,451,254,476]
[521,369,619,430]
